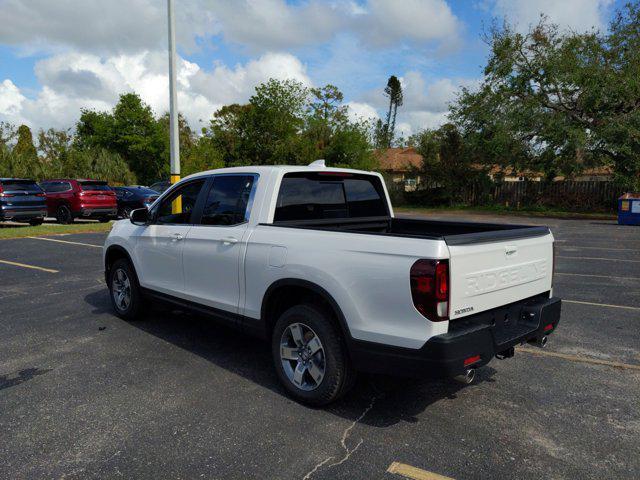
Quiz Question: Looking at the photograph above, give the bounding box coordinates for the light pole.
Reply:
[167,0,180,187]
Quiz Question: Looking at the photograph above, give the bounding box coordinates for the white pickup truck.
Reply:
[103,162,561,405]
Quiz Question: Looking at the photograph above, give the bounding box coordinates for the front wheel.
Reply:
[272,304,355,406]
[108,259,143,320]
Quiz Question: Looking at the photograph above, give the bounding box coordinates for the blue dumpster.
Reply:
[618,193,640,225]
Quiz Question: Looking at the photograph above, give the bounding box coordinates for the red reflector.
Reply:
[464,355,481,367]
[544,324,553,332]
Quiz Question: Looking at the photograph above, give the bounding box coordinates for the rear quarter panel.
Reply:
[243,225,450,349]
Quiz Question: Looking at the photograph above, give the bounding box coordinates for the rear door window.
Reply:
[274,172,388,222]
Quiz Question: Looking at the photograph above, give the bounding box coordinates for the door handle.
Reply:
[221,236,238,245]
[172,233,183,241]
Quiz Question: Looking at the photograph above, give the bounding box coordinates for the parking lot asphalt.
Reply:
[1,216,639,480]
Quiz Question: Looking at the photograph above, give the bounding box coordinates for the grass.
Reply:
[0,221,114,239]
[395,204,617,220]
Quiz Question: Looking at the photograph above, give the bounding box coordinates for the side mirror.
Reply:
[130,208,149,226]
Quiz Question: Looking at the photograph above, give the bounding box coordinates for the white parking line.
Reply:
[556,272,640,281]
[557,255,640,263]
[28,236,102,248]
[564,299,640,311]
[559,245,638,252]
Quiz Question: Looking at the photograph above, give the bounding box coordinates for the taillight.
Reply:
[410,259,450,321]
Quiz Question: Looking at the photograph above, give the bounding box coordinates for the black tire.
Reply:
[98,217,110,223]
[118,207,132,219]
[56,205,73,224]
[108,258,143,321]
[29,218,44,226]
[272,304,355,406]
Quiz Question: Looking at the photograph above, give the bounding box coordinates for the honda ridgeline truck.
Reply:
[103,162,561,405]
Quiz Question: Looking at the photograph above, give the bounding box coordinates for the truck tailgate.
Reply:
[446,232,554,320]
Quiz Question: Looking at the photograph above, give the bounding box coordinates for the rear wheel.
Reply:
[29,218,43,226]
[108,258,143,320]
[272,304,355,406]
[56,205,73,224]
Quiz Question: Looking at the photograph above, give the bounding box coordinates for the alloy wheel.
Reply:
[280,322,326,391]
[111,268,132,312]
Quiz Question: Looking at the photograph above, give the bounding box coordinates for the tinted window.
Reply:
[0,180,42,193]
[200,175,256,226]
[156,180,205,224]
[41,181,71,193]
[79,182,111,191]
[274,173,387,222]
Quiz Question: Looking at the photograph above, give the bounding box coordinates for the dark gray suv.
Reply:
[0,178,48,225]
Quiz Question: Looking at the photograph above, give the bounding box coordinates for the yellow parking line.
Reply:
[387,462,454,480]
[0,259,58,273]
[564,299,640,311]
[28,236,102,248]
[557,255,640,263]
[519,347,640,371]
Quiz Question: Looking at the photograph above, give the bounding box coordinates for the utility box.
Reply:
[618,193,640,225]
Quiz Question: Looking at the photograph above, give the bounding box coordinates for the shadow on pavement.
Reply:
[84,289,496,428]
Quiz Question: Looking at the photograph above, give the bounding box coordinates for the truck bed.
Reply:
[270,216,550,245]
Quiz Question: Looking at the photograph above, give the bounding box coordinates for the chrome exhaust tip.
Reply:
[456,368,476,384]
[540,335,548,348]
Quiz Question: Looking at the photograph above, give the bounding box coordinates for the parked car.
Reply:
[40,179,117,224]
[149,180,171,194]
[113,186,160,218]
[103,162,561,406]
[0,178,47,225]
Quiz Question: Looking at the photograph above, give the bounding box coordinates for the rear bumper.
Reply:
[0,206,47,221]
[349,294,561,378]
[79,207,117,218]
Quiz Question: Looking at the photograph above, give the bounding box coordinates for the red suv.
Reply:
[40,179,117,224]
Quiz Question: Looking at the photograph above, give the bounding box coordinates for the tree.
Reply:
[375,75,404,148]
[452,3,640,188]
[413,124,484,204]
[75,93,168,184]
[14,125,37,160]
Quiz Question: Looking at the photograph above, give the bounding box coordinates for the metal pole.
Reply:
[168,0,180,186]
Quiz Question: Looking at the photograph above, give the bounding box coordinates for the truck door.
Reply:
[182,174,258,314]
[134,179,206,295]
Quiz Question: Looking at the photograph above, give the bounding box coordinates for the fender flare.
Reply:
[260,278,353,341]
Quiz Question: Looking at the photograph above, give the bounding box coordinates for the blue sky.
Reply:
[0,0,625,136]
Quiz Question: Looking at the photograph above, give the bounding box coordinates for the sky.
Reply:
[0,0,624,139]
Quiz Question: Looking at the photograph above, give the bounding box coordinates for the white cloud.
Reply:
[0,80,26,117]
[0,0,214,54]
[492,0,615,32]
[346,102,379,123]
[0,0,462,56]
[356,0,461,47]
[1,51,312,131]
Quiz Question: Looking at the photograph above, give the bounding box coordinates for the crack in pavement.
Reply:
[302,393,381,480]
